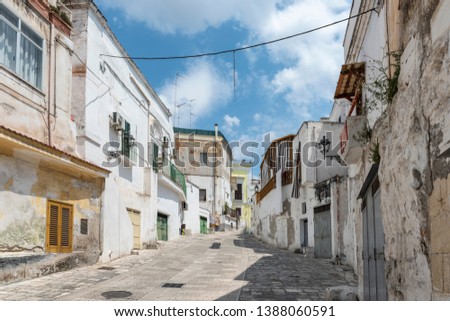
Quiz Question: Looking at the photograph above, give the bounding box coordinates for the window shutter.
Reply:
[47,203,59,252]
[60,205,73,253]
[46,201,73,253]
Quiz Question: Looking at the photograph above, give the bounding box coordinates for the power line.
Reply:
[100,7,376,61]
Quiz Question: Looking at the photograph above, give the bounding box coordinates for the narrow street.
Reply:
[0,231,356,301]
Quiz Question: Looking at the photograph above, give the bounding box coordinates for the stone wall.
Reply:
[375,0,450,300]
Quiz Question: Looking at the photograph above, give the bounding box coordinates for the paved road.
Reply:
[0,230,356,301]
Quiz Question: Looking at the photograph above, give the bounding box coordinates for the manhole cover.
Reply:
[210,242,221,249]
[161,283,185,288]
[98,266,115,271]
[101,291,132,299]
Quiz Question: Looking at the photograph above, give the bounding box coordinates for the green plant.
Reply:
[365,51,402,110]
[369,139,380,165]
[49,4,72,27]
[353,122,372,144]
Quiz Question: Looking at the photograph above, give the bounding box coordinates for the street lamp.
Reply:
[319,135,331,159]
[255,185,259,193]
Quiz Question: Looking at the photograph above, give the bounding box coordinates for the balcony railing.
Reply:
[224,205,237,218]
[162,162,186,196]
[256,175,276,203]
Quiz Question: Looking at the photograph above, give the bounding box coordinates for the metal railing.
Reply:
[162,162,186,196]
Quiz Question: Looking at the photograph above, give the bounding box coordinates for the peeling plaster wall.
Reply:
[0,0,77,153]
[0,155,103,254]
[343,0,450,300]
[375,0,449,300]
[253,171,295,250]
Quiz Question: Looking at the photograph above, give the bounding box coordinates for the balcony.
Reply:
[162,162,186,196]
[340,115,369,164]
[256,176,276,203]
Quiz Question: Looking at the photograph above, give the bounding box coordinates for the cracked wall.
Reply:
[375,0,450,300]
[0,155,104,254]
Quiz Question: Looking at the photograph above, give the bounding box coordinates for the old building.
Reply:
[66,0,191,260]
[289,107,349,260]
[0,0,109,281]
[231,161,252,231]
[333,0,450,300]
[174,126,232,230]
[252,134,295,248]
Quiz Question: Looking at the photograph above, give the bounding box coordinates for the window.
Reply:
[46,201,73,253]
[199,189,207,202]
[0,4,43,89]
[122,120,138,162]
[235,183,243,200]
[200,152,208,166]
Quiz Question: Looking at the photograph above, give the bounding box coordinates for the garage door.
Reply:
[313,204,332,258]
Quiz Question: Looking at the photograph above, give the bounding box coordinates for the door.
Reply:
[313,205,332,258]
[200,217,208,234]
[300,219,308,247]
[363,177,386,300]
[157,213,168,241]
[127,209,141,250]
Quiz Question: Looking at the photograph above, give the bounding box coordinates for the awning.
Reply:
[334,62,365,100]
[0,125,110,179]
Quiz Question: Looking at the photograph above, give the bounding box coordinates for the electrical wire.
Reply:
[100,7,376,61]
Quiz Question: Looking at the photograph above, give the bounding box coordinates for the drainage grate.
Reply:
[210,242,221,249]
[98,266,115,271]
[162,283,185,288]
[101,291,132,299]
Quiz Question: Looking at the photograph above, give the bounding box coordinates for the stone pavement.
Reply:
[0,230,357,301]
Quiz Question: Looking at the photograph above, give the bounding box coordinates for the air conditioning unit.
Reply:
[157,155,165,168]
[111,112,124,131]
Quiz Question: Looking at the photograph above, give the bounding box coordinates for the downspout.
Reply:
[214,124,218,228]
[47,24,54,146]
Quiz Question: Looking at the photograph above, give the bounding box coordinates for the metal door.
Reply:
[313,206,332,258]
[200,217,208,234]
[157,214,168,241]
[363,185,386,300]
[300,219,308,247]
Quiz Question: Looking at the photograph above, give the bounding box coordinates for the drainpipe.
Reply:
[214,124,218,228]
[47,24,54,146]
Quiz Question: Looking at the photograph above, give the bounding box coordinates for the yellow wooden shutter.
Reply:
[47,203,60,252]
[60,205,73,253]
[46,201,73,253]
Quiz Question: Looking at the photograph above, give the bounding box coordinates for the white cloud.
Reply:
[222,114,240,134]
[98,0,280,35]
[158,60,233,128]
[99,0,352,151]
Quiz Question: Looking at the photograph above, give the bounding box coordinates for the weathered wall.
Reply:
[375,0,450,300]
[0,155,103,253]
[0,0,77,153]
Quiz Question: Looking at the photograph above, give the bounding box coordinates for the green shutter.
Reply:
[152,143,159,172]
[122,121,131,158]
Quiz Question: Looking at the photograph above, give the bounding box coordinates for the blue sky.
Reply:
[96,0,352,160]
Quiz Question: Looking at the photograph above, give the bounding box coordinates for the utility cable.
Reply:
[100,7,376,61]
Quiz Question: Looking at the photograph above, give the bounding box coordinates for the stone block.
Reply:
[430,213,450,253]
[443,254,450,293]
[431,254,443,292]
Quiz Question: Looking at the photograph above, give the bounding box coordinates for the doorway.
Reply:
[157,213,168,241]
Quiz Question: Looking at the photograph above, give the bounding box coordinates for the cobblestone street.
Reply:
[0,230,356,301]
